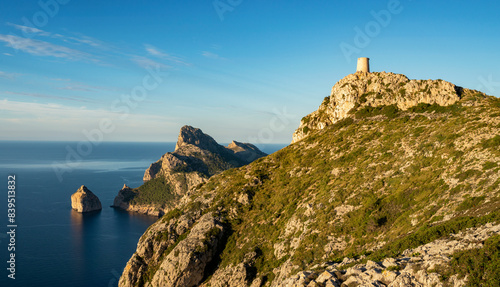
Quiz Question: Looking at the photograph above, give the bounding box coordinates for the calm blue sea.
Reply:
[0,141,285,287]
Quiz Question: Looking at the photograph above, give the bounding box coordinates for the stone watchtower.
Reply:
[356,57,370,73]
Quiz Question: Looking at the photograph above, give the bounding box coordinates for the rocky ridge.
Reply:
[71,185,102,213]
[113,125,266,216]
[276,223,500,286]
[292,72,470,143]
[118,73,500,286]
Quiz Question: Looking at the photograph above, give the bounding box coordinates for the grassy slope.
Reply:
[145,92,500,284]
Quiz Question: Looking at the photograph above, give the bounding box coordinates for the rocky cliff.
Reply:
[119,73,500,286]
[71,185,102,213]
[113,125,267,216]
[292,72,468,143]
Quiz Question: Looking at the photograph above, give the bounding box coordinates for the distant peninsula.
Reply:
[112,125,267,216]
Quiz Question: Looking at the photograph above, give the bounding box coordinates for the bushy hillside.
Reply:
[119,75,500,287]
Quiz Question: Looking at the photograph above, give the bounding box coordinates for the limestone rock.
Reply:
[149,213,225,286]
[144,125,267,184]
[205,251,260,286]
[119,212,200,287]
[292,72,465,143]
[71,185,102,213]
[112,184,164,216]
[115,125,267,216]
[227,140,268,163]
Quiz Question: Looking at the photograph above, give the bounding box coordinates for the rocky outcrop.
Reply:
[119,70,499,287]
[274,223,500,287]
[71,185,102,213]
[119,212,199,287]
[292,72,464,143]
[227,140,267,163]
[149,213,225,286]
[112,184,164,216]
[119,212,226,287]
[144,125,266,184]
[113,126,266,216]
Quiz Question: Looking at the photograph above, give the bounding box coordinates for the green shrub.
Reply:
[482,135,500,149]
[483,161,498,170]
[445,235,500,286]
[355,104,399,119]
[456,196,485,212]
[131,177,178,207]
[368,211,500,262]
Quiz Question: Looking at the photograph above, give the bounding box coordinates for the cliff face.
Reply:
[71,185,102,213]
[113,184,164,216]
[292,72,465,143]
[113,125,267,216]
[119,74,500,287]
[143,125,266,185]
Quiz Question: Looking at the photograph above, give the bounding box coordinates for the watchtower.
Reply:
[356,57,370,73]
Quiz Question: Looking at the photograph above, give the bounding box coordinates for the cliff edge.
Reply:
[292,72,470,143]
[113,125,267,216]
[119,72,500,286]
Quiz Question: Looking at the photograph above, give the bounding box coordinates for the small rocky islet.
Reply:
[70,185,102,213]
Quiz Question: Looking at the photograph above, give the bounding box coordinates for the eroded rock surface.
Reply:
[292,72,464,143]
[70,185,102,213]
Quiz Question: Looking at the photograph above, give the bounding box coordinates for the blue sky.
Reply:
[1,0,499,143]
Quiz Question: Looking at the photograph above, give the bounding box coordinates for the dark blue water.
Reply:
[0,141,286,286]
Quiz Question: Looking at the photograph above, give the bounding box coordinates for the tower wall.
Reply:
[356,57,370,73]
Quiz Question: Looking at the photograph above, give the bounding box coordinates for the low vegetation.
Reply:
[128,88,500,285]
[129,177,178,207]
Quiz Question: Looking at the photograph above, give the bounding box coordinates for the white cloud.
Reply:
[7,23,52,37]
[3,52,13,56]
[132,56,170,69]
[7,23,104,49]
[0,34,91,60]
[47,78,115,92]
[202,51,226,60]
[2,91,94,103]
[0,71,19,80]
[144,44,190,65]
[67,35,105,48]
[0,99,179,141]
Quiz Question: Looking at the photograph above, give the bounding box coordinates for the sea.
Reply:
[0,141,285,287]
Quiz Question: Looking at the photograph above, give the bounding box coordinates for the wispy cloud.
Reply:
[0,34,92,60]
[0,71,19,80]
[58,82,114,92]
[7,23,52,37]
[2,91,95,103]
[66,34,105,48]
[145,44,190,65]
[202,51,226,60]
[131,55,169,69]
[0,99,179,141]
[8,23,104,49]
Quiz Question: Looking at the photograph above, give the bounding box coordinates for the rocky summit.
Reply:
[292,72,465,143]
[71,185,102,213]
[118,72,500,287]
[112,125,267,216]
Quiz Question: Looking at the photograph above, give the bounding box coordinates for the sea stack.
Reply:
[71,185,102,213]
